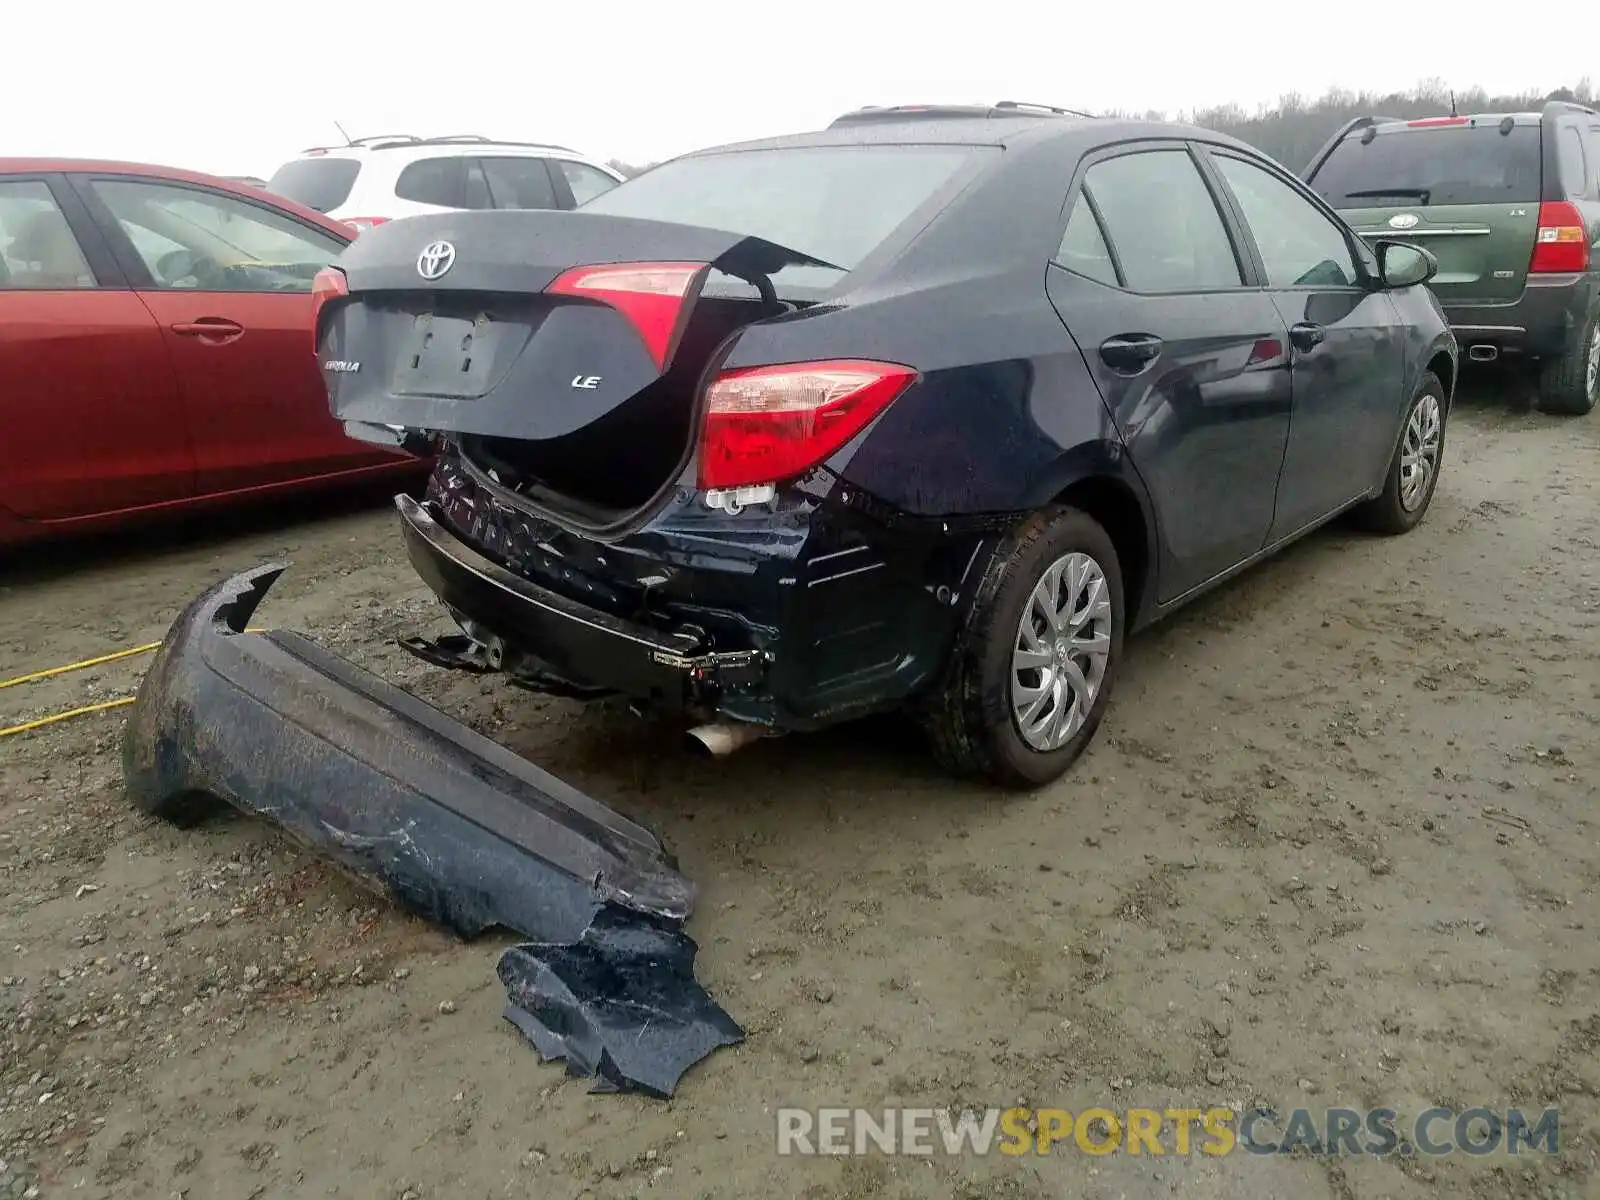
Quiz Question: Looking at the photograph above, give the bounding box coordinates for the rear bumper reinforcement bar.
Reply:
[122,563,694,942]
[396,493,767,705]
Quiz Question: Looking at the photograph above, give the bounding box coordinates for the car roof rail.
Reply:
[1542,98,1598,121]
[993,99,1099,118]
[828,101,1092,128]
[299,133,422,153]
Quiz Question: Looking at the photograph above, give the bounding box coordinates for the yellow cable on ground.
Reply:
[0,643,163,689]
[1,696,136,738]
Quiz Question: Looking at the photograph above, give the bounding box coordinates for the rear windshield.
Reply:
[265,157,361,212]
[579,144,988,293]
[1310,123,1541,207]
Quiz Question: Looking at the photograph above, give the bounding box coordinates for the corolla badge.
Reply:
[416,240,456,280]
[1388,213,1420,229]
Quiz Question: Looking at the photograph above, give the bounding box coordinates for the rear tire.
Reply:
[1353,371,1447,536]
[924,506,1124,790]
[1537,310,1599,416]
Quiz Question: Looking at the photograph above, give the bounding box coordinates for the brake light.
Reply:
[697,360,918,491]
[1407,116,1469,127]
[343,217,390,235]
[1529,201,1590,274]
[546,262,708,369]
[310,266,349,349]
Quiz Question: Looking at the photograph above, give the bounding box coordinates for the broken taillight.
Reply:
[696,360,918,492]
[1529,201,1591,274]
[545,262,709,369]
[310,266,349,350]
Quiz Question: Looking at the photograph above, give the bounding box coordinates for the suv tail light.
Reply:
[1529,201,1590,274]
[546,262,709,369]
[697,360,918,491]
[311,266,349,349]
[343,216,390,235]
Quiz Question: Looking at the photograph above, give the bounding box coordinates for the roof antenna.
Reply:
[333,120,355,145]
[1448,91,1458,118]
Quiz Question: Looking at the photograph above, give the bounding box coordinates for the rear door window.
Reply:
[265,157,361,212]
[1213,154,1360,287]
[554,159,619,205]
[1081,149,1243,291]
[1309,123,1542,207]
[479,157,559,210]
[0,179,97,289]
[394,157,465,207]
[1055,198,1119,287]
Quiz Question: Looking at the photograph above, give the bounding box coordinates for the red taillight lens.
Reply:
[311,266,349,349]
[696,360,918,491]
[1529,201,1590,274]
[343,216,390,235]
[546,261,708,369]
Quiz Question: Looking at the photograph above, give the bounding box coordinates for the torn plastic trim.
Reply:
[121,563,694,942]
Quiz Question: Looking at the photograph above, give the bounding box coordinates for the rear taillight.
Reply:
[310,266,349,349]
[546,261,708,369]
[343,216,390,235]
[696,360,918,491]
[1529,201,1591,274]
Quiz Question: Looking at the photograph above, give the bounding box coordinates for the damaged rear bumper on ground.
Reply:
[121,564,741,1095]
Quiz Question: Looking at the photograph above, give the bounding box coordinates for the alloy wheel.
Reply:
[1010,552,1113,752]
[1399,391,1443,512]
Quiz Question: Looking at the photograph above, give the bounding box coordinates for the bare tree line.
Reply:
[605,79,1595,178]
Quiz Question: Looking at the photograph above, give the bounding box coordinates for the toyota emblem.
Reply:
[1388,213,1420,230]
[416,240,456,281]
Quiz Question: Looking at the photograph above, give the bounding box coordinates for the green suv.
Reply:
[1304,100,1599,414]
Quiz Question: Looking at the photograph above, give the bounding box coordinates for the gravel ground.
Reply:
[1,376,1596,1200]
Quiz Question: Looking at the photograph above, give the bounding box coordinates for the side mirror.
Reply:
[1373,239,1438,289]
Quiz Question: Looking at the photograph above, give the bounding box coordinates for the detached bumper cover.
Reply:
[121,562,694,942]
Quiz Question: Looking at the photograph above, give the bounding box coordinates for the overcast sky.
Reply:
[7,2,1593,178]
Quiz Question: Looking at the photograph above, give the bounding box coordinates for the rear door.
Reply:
[1044,143,1294,601]
[1306,120,1543,305]
[1205,148,1404,534]
[74,173,381,493]
[0,174,193,520]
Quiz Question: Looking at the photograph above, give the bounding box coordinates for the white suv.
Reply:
[264,135,627,234]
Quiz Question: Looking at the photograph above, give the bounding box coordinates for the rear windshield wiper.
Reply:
[1344,187,1431,204]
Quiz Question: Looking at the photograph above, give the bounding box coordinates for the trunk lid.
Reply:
[1339,202,1540,303]
[318,209,830,443]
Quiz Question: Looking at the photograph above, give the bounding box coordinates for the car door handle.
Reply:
[171,318,244,343]
[1099,333,1163,374]
[1288,322,1326,353]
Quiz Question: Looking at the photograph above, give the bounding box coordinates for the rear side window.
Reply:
[394,158,464,207]
[579,144,986,292]
[0,180,96,289]
[1082,150,1242,291]
[479,157,558,210]
[1055,199,1118,287]
[555,160,619,205]
[1310,124,1542,207]
[265,157,360,212]
[1557,126,1589,200]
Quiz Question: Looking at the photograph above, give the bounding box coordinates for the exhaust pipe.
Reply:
[686,722,770,757]
[1468,344,1499,362]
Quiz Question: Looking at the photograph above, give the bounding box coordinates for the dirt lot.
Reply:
[1,378,1596,1200]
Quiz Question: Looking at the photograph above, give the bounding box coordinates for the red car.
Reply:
[0,159,423,548]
